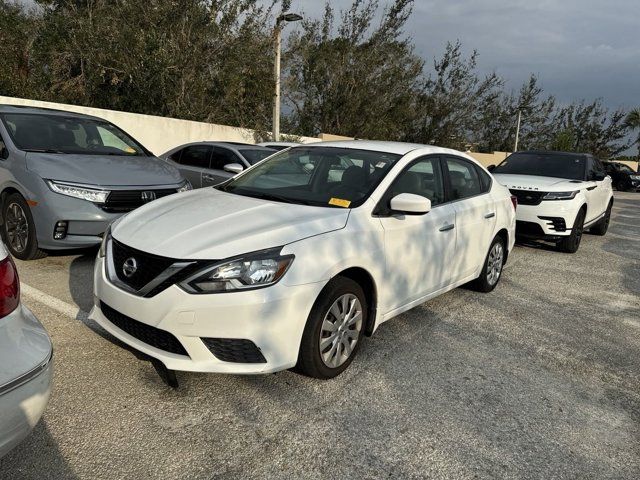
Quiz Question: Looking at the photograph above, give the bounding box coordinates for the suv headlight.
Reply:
[47,180,110,203]
[542,191,578,201]
[630,175,640,181]
[180,249,294,294]
[177,180,192,192]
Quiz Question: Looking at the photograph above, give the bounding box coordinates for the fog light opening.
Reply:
[54,220,68,240]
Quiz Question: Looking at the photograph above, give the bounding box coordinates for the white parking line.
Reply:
[20,282,89,321]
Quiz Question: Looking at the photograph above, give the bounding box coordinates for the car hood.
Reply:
[492,173,586,191]
[26,152,183,187]
[111,188,350,259]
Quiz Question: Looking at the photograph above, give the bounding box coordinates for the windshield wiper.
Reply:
[24,148,65,154]
[227,189,314,206]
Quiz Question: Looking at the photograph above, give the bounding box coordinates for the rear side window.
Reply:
[445,157,483,200]
[180,145,211,168]
[476,165,492,192]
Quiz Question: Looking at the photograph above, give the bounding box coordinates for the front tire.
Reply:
[296,277,367,379]
[469,235,506,292]
[589,201,613,236]
[1,193,46,260]
[557,208,585,253]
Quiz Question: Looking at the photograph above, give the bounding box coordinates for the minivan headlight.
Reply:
[542,191,578,201]
[177,180,192,192]
[180,250,294,294]
[47,180,110,203]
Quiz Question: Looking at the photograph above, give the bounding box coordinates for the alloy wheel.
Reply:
[319,293,363,368]
[486,242,504,286]
[5,202,29,253]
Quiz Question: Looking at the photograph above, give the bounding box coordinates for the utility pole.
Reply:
[514,109,522,152]
[272,12,303,142]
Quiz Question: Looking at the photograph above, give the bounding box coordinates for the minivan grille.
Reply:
[102,188,177,213]
[509,189,546,206]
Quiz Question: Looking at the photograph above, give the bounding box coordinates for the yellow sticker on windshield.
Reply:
[329,198,351,208]
[124,146,136,153]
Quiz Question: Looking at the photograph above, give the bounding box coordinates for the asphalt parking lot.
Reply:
[1,192,639,479]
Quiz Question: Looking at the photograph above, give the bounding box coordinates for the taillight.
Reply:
[510,195,518,211]
[0,256,20,318]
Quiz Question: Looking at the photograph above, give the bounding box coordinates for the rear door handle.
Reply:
[439,224,455,232]
[484,212,495,219]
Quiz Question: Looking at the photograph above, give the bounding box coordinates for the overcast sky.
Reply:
[283,0,639,109]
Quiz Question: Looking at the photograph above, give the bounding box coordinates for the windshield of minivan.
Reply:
[240,148,275,165]
[218,147,402,208]
[1,113,149,156]
[493,152,586,180]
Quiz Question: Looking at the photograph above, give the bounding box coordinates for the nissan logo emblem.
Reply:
[122,257,138,278]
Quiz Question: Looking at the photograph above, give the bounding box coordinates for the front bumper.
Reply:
[514,201,579,240]
[89,257,326,374]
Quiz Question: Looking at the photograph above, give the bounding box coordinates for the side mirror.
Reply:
[390,193,431,215]
[0,141,8,160]
[224,163,244,174]
[487,164,496,172]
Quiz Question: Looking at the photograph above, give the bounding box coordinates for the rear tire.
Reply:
[296,277,367,379]
[1,193,46,260]
[557,208,585,253]
[589,201,613,236]
[469,235,506,292]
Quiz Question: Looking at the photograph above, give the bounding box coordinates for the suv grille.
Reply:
[509,189,546,206]
[111,239,176,292]
[100,302,188,356]
[102,188,177,213]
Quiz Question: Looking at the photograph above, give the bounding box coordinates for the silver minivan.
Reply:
[0,105,190,260]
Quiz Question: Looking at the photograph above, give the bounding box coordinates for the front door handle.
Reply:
[202,174,216,182]
[439,224,455,232]
[484,212,495,219]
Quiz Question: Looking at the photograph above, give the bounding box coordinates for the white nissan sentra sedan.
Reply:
[0,242,53,458]
[90,141,516,379]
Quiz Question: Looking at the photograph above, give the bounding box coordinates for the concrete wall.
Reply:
[0,96,321,156]
[615,160,639,172]
[467,151,510,168]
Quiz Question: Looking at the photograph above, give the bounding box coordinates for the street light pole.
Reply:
[514,109,522,152]
[272,12,303,142]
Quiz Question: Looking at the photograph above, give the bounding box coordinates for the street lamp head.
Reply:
[278,12,303,23]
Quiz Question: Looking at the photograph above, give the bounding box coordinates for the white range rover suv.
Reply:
[491,151,613,253]
[90,141,516,379]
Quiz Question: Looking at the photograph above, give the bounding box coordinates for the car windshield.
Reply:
[218,146,402,208]
[240,149,275,165]
[493,152,586,180]
[0,113,149,156]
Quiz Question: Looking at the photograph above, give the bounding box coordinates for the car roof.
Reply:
[510,150,589,158]
[298,140,466,157]
[0,104,104,121]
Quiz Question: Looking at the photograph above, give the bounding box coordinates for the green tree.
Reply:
[283,0,424,139]
[625,108,640,158]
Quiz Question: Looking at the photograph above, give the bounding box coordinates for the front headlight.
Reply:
[47,180,110,203]
[180,249,294,294]
[542,191,578,201]
[177,180,192,192]
[98,225,111,258]
[630,175,640,181]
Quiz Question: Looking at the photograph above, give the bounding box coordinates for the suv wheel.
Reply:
[469,235,506,292]
[296,277,367,379]
[590,201,613,236]
[557,208,585,253]
[2,193,46,260]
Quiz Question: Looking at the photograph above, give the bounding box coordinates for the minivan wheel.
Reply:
[296,277,367,379]
[2,193,46,260]
[556,208,585,254]
[469,235,506,292]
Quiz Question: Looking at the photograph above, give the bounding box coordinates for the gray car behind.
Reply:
[0,105,189,260]
[161,142,275,188]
